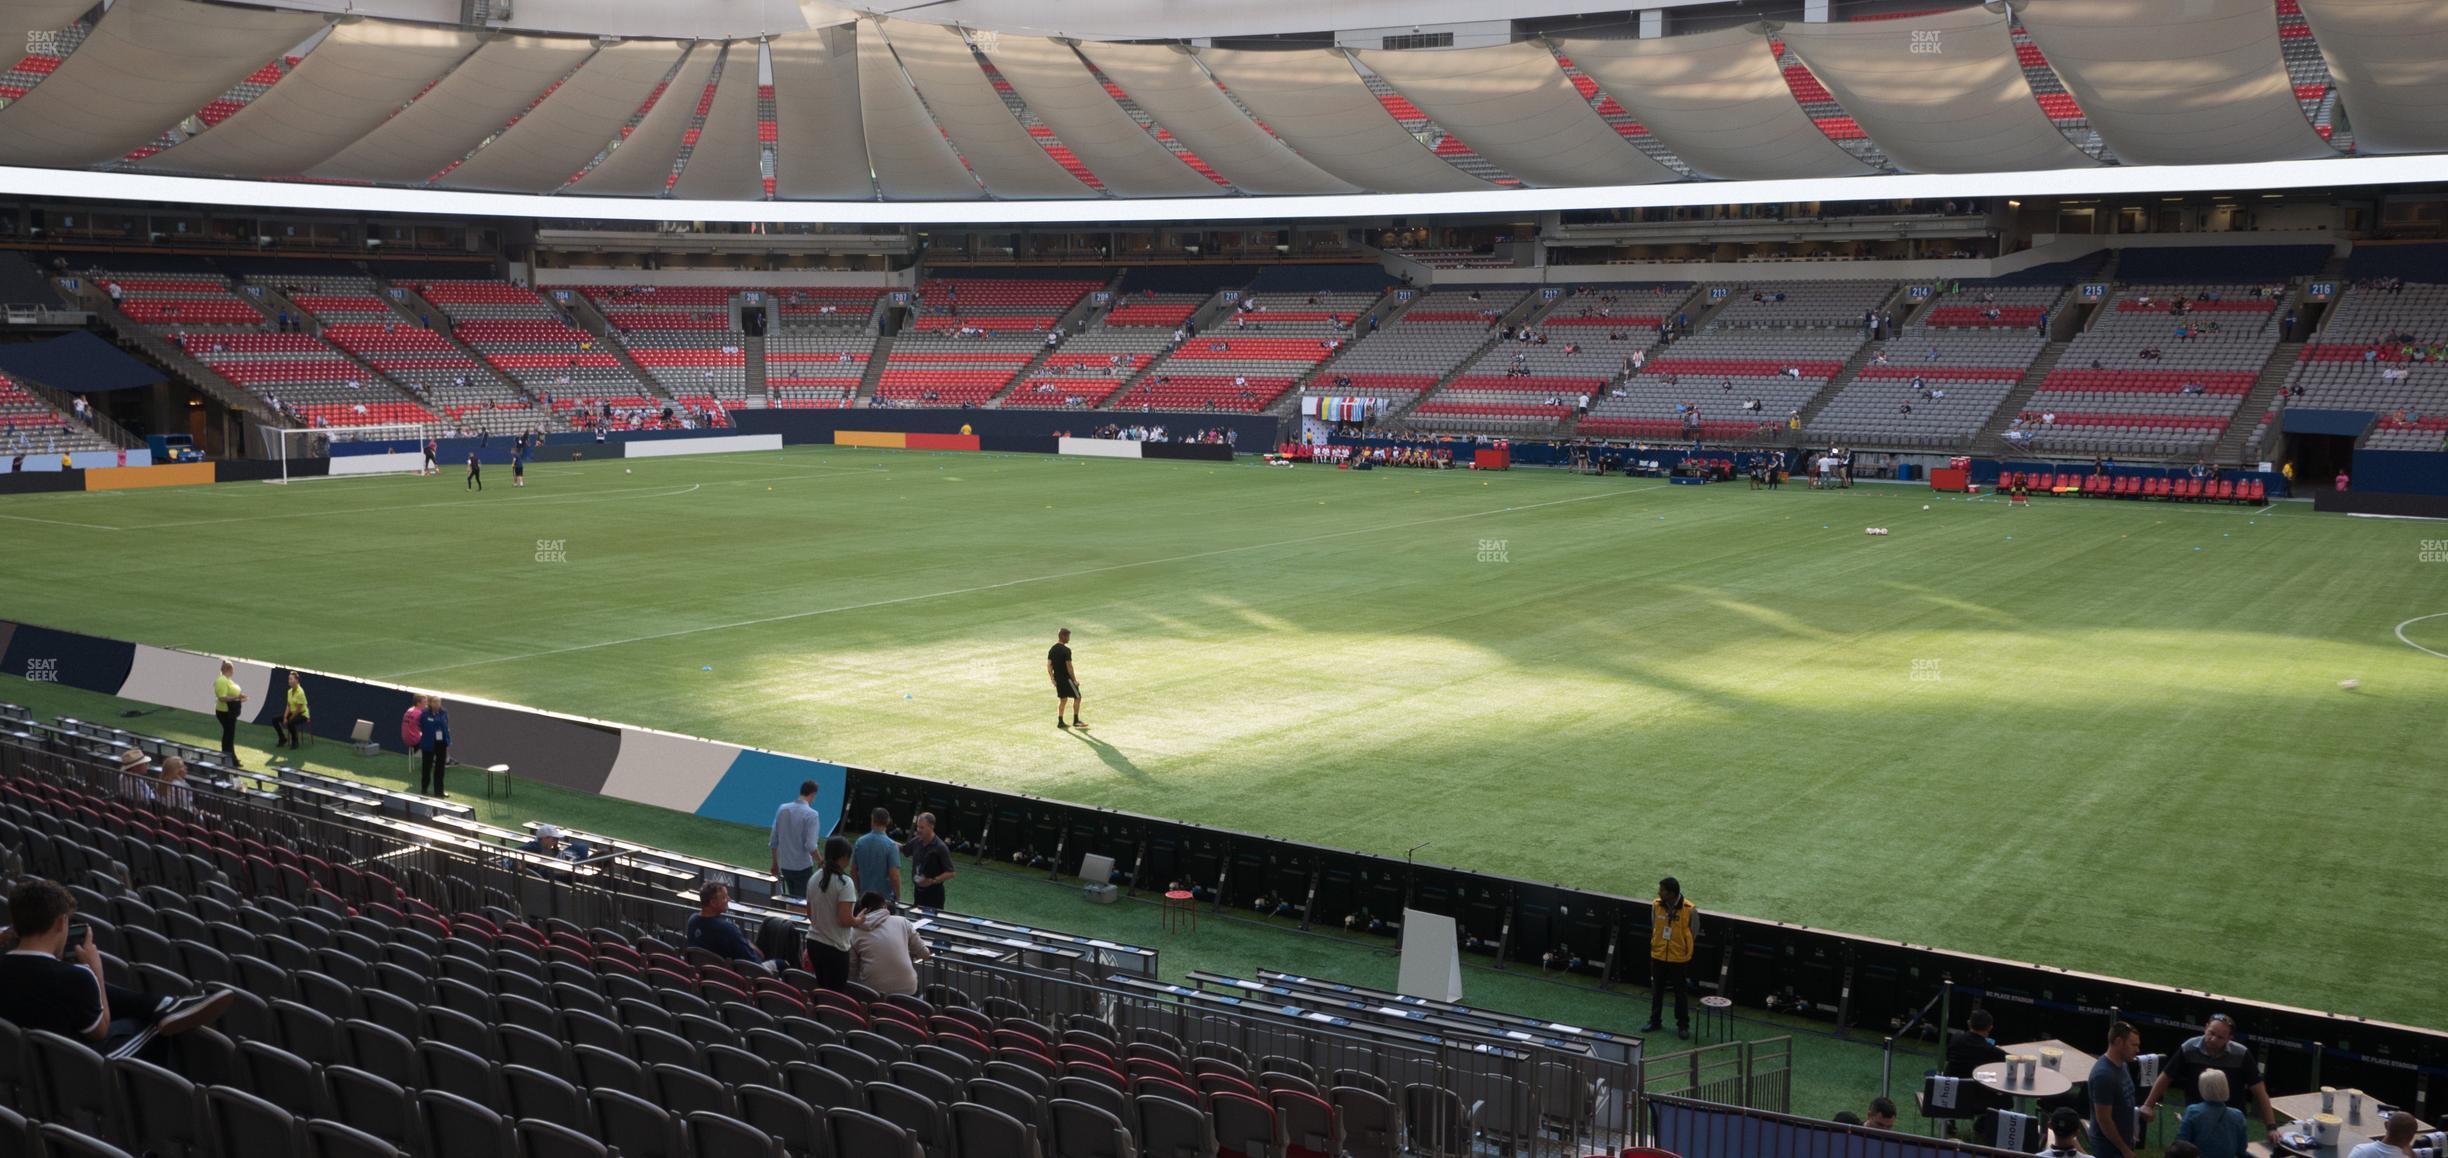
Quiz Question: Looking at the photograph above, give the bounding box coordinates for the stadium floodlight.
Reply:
[261,422,438,484]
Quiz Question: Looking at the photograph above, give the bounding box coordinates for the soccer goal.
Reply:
[261,422,437,483]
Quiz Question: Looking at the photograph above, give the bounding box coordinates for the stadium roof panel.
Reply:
[1560,27,1876,181]
[1352,40,1680,188]
[1780,6,2102,175]
[2295,0,2448,156]
[3,0,2445,216]
[0,0,328,168]
[2014,0,2336,166]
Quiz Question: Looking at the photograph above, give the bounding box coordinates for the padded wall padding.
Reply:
[119,645,271,720]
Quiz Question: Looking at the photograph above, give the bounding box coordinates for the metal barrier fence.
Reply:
[1642,1037,1794,1115]
[1648,1092,2032,1158]
[918,952,1643,1156]
[0,725,695,938]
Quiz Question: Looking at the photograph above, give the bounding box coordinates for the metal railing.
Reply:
[920,952,1643,1156]
[1643,1037,1794,1115]
[1647,1092,2034,1158]
[0,724,693,937]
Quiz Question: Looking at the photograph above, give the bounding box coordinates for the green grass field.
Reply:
[2,445,2443,1033]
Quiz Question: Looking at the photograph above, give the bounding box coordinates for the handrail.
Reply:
[1884,983,1952,1097]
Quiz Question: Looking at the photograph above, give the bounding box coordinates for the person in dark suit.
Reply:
[418,696,452,797]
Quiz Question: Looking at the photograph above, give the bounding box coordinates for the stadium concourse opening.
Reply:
[7,0,2448,1149]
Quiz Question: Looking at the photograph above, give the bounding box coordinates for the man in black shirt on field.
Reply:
[0,880,232,1058]
[901,811,957,911]
[1048,627,1084,729]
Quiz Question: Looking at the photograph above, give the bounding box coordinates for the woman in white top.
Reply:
[847,891,931,997]
[804,837,857,989]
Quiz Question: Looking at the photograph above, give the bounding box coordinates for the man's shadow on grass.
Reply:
[1068,728,1150,783]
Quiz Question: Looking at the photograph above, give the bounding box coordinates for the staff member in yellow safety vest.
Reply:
[211,660,247,770]
[1643,876,1699,1039]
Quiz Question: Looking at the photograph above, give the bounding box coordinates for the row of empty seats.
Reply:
[0,717,1618,1158]
[576,287,750,407]
[2021,283,2282,456]
[2282,280,2448,451]
[414,280,658,414]
[1807,333,2045,448]
[87,265,458,433]
[0,372,115,453]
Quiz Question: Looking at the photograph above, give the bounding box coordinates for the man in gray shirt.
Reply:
[767,779,824,899]
[2089,1021,2142,1158]
[851,807,902,907]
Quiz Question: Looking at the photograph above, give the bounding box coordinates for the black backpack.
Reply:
[756,915,803,970]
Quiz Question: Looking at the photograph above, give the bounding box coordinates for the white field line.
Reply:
[0,511,122,531]
[2394,613,2448,660]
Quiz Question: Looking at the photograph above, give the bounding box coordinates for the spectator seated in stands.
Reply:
[0,880,233,1059]
[2348,1112,2421,1158]
[847,891,932,997]
[154,755,192,813]
[1946,1009,2008,1079]
[1865,1097,1898,1131]
[511,823,591,878]
[684,881,771,971]
[116,747,154,805]
[2036,1106,2088,1157]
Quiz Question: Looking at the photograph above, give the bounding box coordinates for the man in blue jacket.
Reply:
[685,883,768,969]
[418,696,451,797]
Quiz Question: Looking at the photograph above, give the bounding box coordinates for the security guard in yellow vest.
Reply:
[1644,876,1698,1038]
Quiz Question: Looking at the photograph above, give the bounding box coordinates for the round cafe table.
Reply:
[1974,1060,2075,1104]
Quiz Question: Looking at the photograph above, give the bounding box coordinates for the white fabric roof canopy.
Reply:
[2015,0,2334,165]
[1354,40,1677,188]
[876,19,1086,199]
[2297,0,2448,155]
[308,35,596,186]
[855,19,982,200]
[0,0,2434,205]
[1195,47,1491,193]
[0,0,328,168]
[984,36,1219,198]
[669,43,769,201]
[769,27,875,201]
[437,40,687,192]
[574,44,719,195]
[1562,27,1874,181]
[1073,42,1354,196]
[1781,7,2098,174]
[136,21,482,179]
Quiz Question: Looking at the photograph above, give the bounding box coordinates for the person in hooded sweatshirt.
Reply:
[846,891,931,996]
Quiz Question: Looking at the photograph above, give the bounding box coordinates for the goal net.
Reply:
[261,422,439,483]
